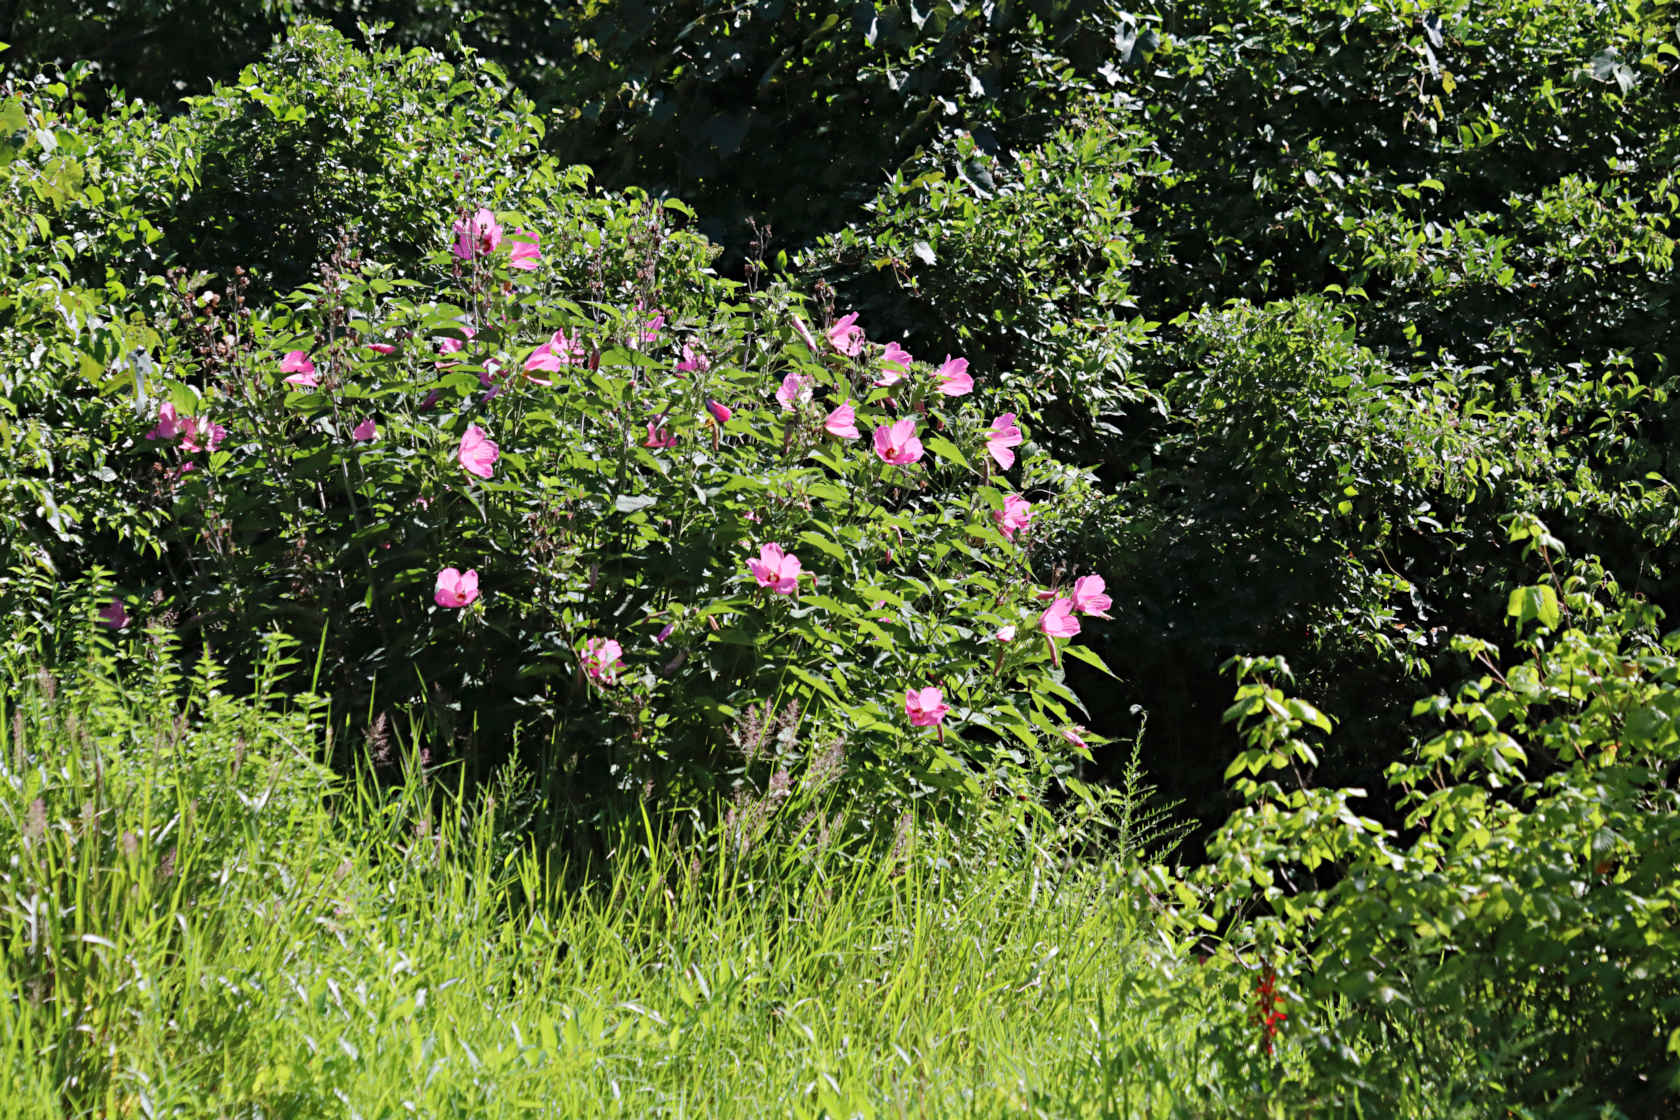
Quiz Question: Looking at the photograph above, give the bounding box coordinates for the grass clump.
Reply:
[0,630,1222,1117]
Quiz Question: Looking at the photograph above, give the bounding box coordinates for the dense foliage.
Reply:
[4,0,1680,1109]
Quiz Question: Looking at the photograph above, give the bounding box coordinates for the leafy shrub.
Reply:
[802,113,1163,455]
[1173,540,1680,1112]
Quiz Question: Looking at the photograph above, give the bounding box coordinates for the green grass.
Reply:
[0,638,1236,1118]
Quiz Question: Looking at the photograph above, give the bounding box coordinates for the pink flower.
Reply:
[874,341,913,387]
[827,312,865,357]
[434,567,480,608]
[280,351,318,389]
[777,372,811,412]
[643,421,677,449]
[640,313,665,344]
[420,389,440,412]
[872,417,924,465]
[145,401,183,441]
[523,328,584,382]
[654,623,675,644]
[676,345,711,374]
[508,229,540,270]
[790,312,821,355]
[706,399,732,424]
[1071,574,1112,618]
[985,412,1023,470]
[1063,726,1090,750]
[993,494,1033,540]
[98,599,129,630]
[457,424,499,479]
[437,327,475,358]
[582,637,625,685]
[366,342,397,355]
[179,416,227,453]
[748,542,804,595]
[905,686,950,728]
[824,402,860,440]
[995,624,1017,642]
[452,208,503,260]
[1039,598,1081,639]
[353,418,377,442]
[934,355,973,397]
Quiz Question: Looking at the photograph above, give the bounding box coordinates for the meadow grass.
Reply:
[0,637,1241,1118]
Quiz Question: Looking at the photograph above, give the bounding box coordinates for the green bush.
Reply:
[1172,541,1680,1112]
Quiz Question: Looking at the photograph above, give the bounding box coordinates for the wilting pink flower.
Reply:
[366,342,397,355]
[420,389,440,411]
[827,312,865,357]
[706,399,732,424]
[434,567,480,608]
[985,412,1023,470]
[457,424,499,479]
[654,623,675,644]
[905,686,950,728]
[640,313,665,344]
[776,372,811,412]
[1071,574,1112,618]
[1039,598,1081,639]
[790,312,821,355]
[452,208,503,260]
[993,494,1033,540]
[508,229,540,270]
[179,416,227,454]
[1063,726,1090,750]
[824,402,860,440]
[99,599,129,630]
[995,624,1017,642]
[676,345,711,374]
[353,418,377,442]
[582,637,624,685]
[935,355,973,397]
[145,401,183,441]
[643,421,677,449]
[873,417,924,465]
[281,351,318,389]
[875,341,913,387]
[748,542,804,595]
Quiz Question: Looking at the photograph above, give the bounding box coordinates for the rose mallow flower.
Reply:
[434,568,480,608]
[353,418,377,442]
[452,208,503,260]
[985,412,1023,470]
[875,341,913,386]
[827,312,865,357]
[457,424,499,479]
[905,686,950,728]
[509,229,540,270]
[993,494,1033,540]
[776,372,811,412]
[1071,574,1112,618]
[935,355,973,397]
[1039,598,1081,639]
[99,599,129,630]
[582,637,624,685]
[873,417,924,465]
[790,312,821,355]
[748,542,804,595]
[677,345,711,374]
[824,402,860,440]
[179,416,227,454]
[706,399,732,425]
[643,421,677,449]
[145,401,183,441]
[280,351,318,389]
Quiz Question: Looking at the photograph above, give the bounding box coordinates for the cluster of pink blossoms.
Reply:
[145,401,226,482]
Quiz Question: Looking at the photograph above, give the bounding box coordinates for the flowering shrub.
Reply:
[102,204,1112,835]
